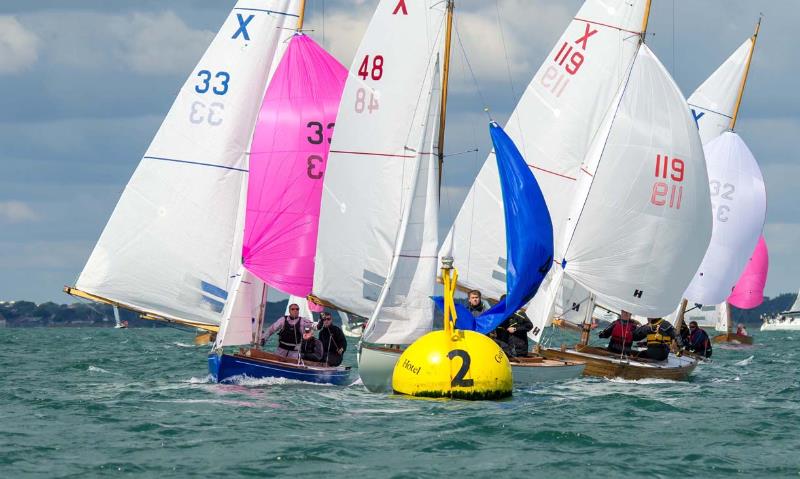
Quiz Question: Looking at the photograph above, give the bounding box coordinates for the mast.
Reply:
[296,0,307,31]
[729,17,761,131]
[437,0,455,191]
[640,0,652,41]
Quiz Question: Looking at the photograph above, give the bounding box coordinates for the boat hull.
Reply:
[540,345,697,381]
[712,333,753,345]
[209,349,351,386]
[358,344,586,392]
[760,318,800,331]
[358,344,403,392]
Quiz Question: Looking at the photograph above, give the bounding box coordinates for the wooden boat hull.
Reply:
[510,355,585,384]
[539,345,698,381]
[209,348,351,386]
[712,333,753,345]
[358,344,587,391]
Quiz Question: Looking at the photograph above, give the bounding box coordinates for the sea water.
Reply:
[1,327,798,478]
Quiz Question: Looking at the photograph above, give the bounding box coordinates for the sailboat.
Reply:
[761,289,800,331]
[65,0,303,335]
[447,0,710,380]
[678,20,766,346]
[208,5,353,384]
[311,0,449,392]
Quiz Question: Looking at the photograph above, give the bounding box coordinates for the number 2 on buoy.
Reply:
[448,349,474,387]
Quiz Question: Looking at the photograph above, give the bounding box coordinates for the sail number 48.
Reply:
[650,154,684,209]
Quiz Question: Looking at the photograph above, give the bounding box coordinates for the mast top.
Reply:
[640,0,652,42]
[729,16,762,131]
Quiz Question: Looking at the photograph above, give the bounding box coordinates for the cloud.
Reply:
[0,201,39,222]
[0,16,39,74]
[22,10,213,75]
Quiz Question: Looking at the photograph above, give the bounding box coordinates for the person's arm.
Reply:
[336,327,347,353]
[264,317,285,339]
[516,313,533,334]
[632,324,649,341]
[598,322,614,339]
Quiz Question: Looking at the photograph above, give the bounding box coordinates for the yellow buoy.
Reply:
[392,329,512,400]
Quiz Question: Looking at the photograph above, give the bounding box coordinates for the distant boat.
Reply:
[677,19,765,346]
[761,289,800,331]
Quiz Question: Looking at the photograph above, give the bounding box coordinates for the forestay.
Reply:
[313,0,445,345]
[76,1,299,327]
[688,39,753,146]
[727,235,768,309]
[557,44,711,317]
[243,34,347,296]
[683,132,766,305]
[440,0,647,300]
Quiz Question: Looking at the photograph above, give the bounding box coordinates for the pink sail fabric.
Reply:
[727,235,769,309]
[243,34,347,296]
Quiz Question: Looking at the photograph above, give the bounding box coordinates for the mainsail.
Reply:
[72,1,300,329]
[441,0,648,301]
[313,0,446,346]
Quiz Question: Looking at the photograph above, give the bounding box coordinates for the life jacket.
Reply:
[610,320,636,346]
[646,320,672,346]
[278,316,302,350]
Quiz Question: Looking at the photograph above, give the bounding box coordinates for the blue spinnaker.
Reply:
[469,122,554,334]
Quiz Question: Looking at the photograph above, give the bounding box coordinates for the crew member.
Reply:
[598,310,637,355]
[317,311,347,366]
[466,290,487,317]
[262,303,314,358]
[685,321,713,358]
[736,323,749,337]
[299,325,323,362]
[632,317,677,361]
[492,295,534,358]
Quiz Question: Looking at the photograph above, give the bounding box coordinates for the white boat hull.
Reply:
[761,317,800,331]
[511,359,585,384]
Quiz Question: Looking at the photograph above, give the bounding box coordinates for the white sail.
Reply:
[555,44,711,317]
[716,301,731,332]
[76,0,299,327]
[313,0,445,345]
[215,268,266,348]
[789,289,800,313]
[441,0,648,300]
[688,39,753,146]
[683,132,766,305]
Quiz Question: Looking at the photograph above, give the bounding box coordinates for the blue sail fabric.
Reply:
[469,122,554,334]
[431,296,477,330]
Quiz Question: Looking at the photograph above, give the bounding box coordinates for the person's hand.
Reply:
[337,348,344,354]
[507,326,517,334]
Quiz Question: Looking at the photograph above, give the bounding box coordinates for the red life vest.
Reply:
[611,320,636,346]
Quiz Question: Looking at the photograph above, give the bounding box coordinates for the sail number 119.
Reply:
[650,154,684,209]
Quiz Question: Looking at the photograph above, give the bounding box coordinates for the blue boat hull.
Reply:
[209,352,351,386]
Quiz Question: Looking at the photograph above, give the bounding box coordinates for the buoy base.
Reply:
[391,329,512,400]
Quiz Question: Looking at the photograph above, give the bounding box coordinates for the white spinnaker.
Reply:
[313,0,444,345]
[683,132,766,305]
[216,268,265,348]
[76,1,299,327]
[688,39,752,146]
[558,44,711,317]
[441,0,647,300]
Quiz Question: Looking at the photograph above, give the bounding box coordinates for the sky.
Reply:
[0,0,798,304]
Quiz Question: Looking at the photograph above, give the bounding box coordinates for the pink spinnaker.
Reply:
[243,34,347,296]
[727,235,769,309]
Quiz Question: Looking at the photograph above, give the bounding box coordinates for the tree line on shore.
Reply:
[0,294,796,328]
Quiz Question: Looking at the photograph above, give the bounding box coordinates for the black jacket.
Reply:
[494,311,533,357]
[317,322,347,366]
[686,328,713,358]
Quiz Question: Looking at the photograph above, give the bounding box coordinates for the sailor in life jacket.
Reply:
[262,303,314,359]
[632,317,678,361]
[598,310,638,355]
[685,321,713,358]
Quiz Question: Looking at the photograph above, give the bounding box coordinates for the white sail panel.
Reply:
[716,302,731,332]
[789,289,800,313]
[76,1,299,326]
[216,268,265,348]
[442,0,648,298]
[559,45,712,317]
[314,0,444,343]
[688,39,752,146]
[683,132,766,304]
